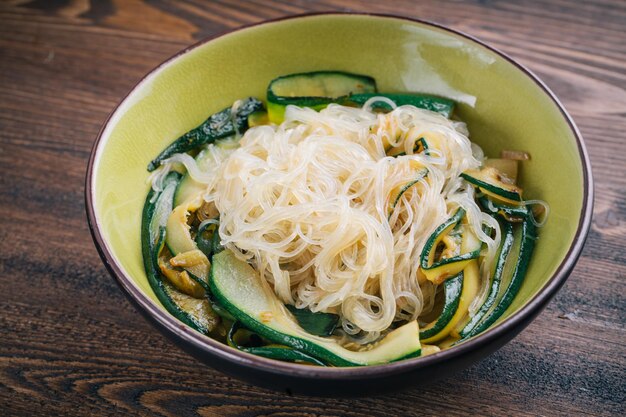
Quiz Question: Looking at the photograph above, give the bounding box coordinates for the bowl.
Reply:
[85,13,593,396]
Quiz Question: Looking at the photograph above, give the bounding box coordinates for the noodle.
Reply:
[187,103,493,339]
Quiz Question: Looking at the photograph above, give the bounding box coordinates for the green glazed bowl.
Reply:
[86,13,592,395]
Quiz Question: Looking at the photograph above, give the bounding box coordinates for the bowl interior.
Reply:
[91,14,584,343]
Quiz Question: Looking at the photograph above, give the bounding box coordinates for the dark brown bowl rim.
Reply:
[85,12,593,380]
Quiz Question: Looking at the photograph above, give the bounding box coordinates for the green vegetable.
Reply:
[147,97,264,171]
[419,273,463,340]
[267,71,377,124]
[461,216,537,339]
[285,305,339,337]
[164,196,211,280]
[343,93,455,118]
[478,196,529,222]
[461,168,523,204]
[195,220,218,258]
[210,225,224,256]
[421,259,480,344]
[227,322,326,366]
[141,173,219,334]
[209,250,421,366]
[419,208,481,283]
[458,218,515,338]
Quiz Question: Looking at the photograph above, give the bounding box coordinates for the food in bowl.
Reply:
[141,70,548,367]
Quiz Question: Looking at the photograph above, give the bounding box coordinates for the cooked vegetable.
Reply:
[158,254,205,298]
[421,260,480,343]
[147,97,264,171]
[461,167,523,204]
[165,196,211,280]
[458,218,514,338]
[285,305,340,337]
[343,93,455,118]
[478,196,529,222]
[210,250,422,366]
[461,215,537,339]
[227,321,326,366]
[141,172,219,334]
[419,273,463,340]
[420,208,482,284]
[267,71,377,123]
[210,225,224,256]
[195,220,218,258]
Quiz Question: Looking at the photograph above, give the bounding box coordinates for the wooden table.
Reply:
[1,1,624,415]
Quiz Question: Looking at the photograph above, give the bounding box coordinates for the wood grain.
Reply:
[1,0,624,415]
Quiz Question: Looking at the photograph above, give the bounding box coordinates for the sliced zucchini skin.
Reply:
[344,93,455,118]
[211,226,225,256]
[227,322,326,366]
[462,216,537,339]
[210,250,421,366]
[195,220,218,258]
[267,71,377,124]
[419,208,481,283]
[141,173,214,334]
[147,97,264,171]
[419,273,463,339]
[458,219,515,339]
[461,169,522,203]
[478,196,529,222]
[421,259,480,344]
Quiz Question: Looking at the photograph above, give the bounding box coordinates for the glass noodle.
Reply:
[152,102,502,342]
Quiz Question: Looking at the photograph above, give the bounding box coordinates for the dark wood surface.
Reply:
[1,0,624,415]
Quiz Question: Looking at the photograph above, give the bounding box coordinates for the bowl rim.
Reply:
[85,12,593,379]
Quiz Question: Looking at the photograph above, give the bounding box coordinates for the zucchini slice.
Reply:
[210,250,422,366]
[158,253,205,298]
[227,322,326,366]
[141,173,219,334]
[458,219,514,339]
[419,273,463,340]
[267,71,377,124]
[147,97,264,171]
[165,196,211,280]
[195,220,218,258]
[211,225,225,256]
[478,196,529,223]
[461,216,537,339]
[343,93,455,118]
[421,260,480,344]
[461,167,523,204]
[419,208,481,284]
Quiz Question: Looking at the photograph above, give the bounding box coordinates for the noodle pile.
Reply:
[161,102,502,342]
